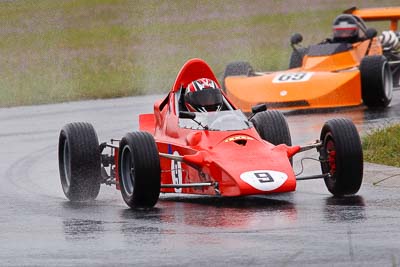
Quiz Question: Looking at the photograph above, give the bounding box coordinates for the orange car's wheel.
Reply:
[58,122,101,201]
[250,110,291,146]
[222,61,254,91]
[360,55,393,108]
[118,131,161,209]
[289,47,308,69]
[319,118,363,196]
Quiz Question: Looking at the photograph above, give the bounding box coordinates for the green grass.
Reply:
[0,0,398,107]
[363,124,400,167]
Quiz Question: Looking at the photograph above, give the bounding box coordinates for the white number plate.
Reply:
[272,72,313,83]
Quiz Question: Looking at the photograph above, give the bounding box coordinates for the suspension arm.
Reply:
[159,152,183,161]
[298,141,323,153]
[296,173,330,181]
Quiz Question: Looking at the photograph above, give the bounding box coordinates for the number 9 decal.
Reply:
[170,151,183,193]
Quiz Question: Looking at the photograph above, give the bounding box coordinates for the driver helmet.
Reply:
[184,78,223,112]
[332,14,360,43]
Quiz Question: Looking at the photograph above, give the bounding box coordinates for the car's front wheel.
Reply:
[360,55,393,108]
[118,131,161,209]
[319,118,363,196]
[250,110,292,146]
[222,61,254,91]
[58,122,101,201]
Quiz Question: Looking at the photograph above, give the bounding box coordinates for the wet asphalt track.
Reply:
[1,93,400,266]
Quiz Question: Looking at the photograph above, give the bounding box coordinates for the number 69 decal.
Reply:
[272,72,313,83]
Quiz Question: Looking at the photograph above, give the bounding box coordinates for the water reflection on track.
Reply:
[1,92,400,266]
[286,100,400,144]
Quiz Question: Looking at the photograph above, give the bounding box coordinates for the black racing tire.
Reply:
[319,118,363,196]
[58,122,101,201]
[289,47,308,69]
[118,131,161,209]
[222,61,254,91]
[250,110,292,146]
[360,55,393,108]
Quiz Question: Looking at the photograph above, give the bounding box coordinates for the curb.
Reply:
[364,162,400,187]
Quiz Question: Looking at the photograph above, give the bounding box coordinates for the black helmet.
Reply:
[332,14,360,43]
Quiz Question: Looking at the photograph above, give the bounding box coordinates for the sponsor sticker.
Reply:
[240,170,288,191]
[273,72,313,83]
[170,151,183,193]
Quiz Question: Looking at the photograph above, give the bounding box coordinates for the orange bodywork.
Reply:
[225,6,399,112]
[225,40,381,112]
[346,6,400,31]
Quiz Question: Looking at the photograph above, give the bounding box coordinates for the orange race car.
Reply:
[223,6,400,112]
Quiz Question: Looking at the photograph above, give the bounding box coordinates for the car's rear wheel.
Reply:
[222,61,254,91]
[118,131,161,209]
[58,122,101,201]
[360,55,393,108]
[289,47,308,68]
[250,110,292,146]
[319,118,363,196]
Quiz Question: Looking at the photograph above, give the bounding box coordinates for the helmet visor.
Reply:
[333,25,358,38]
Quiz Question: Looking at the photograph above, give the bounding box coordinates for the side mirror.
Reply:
[365,28,377,39]
[179,111,196,120]
[290,33,303,45]
[251,104,267,114]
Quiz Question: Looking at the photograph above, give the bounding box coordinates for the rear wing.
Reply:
[344,6,400,31]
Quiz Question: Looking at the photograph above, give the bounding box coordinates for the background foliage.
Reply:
[0,0,398,106]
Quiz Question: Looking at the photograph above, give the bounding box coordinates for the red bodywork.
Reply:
[122,59,301,197]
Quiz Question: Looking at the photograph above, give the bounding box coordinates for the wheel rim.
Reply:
[326,139,336,177]
[121,146,135,197]
[382,62,393,100]
[322,134,337,182]
[63,139,71,188]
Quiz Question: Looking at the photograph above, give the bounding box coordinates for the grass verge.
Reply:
[363,124,400,167]
[0,0,398,107]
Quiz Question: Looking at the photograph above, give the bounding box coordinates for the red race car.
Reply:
[58,58,363,209]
